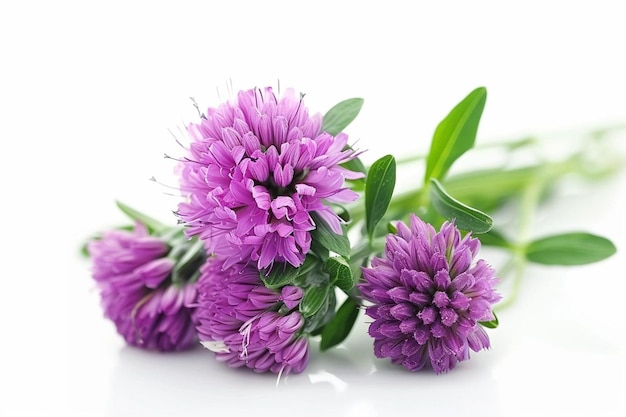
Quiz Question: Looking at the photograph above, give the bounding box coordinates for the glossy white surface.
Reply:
[2,1,626,416]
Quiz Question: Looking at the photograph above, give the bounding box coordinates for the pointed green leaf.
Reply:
[365,155,396,241]
[310,212,351,259]
[322,98,364,135]
[526,232,617,265]
[320,297,360,351]
[260,257,316,289]
[424,87,487,182]
[323,256,354,291]
[430,179,493,233]
[300,283,330,318]
[479,312,499,329]
[116,201,167,234]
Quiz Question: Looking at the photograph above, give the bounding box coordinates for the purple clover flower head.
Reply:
[88,222,200,351]
[176,86,363,270]
[195,257,309,375]
[359,214,501,374]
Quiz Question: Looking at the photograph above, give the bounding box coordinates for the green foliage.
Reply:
[429,178,493,234]
[365,155,396,242]
[320,297,360,351]
[260,257,316,289]
[424,87,487,182]
[479,312,499,329]
[300,283,331,318]
[322,98,364,135]
[115,200,166,234]
[526,232,617,265]
[310,212,351,259]
[323,256,355,291]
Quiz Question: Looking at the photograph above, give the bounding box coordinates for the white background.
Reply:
[1,1,625,416]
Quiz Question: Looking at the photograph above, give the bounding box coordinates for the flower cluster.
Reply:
[176,87,362,270]
[360,215,501,373]
[87,222,201,351]
[84,83,617,379]
[195,258,309,374]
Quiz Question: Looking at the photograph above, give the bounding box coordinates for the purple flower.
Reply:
[359,214,501,373]
[176,86,363,270]
[195,257,309,375]
[88,223,201,351]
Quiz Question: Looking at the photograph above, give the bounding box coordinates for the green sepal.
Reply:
[305,290,337,335]
[323,256,355,292]
[170,237,206,285]
[479,311,499,329]
[300,283,331,318]
[310,212,351,259]
[260,257,316,289]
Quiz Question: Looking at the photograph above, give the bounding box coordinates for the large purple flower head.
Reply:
[176,86,363,270]
[359,214,501,373]
[195,257,309,375]
[88,223,205,351]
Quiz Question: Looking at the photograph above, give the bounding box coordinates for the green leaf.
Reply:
[322,98,364,136]
[424,87,487,182]
[323,256,354,291]
[479,312,499,329]
[300,283,330,318]
[526,232,617,265]
[310,237,330,261]
[320,297,360,351]
[306,289,337,335]
[261,257,316,289]
[365,155,396,241]
[310,212,351,259]
[430,178,493,234]
[116,201,167,234]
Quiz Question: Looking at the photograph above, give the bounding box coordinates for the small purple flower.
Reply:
[195,257,309,375]
[359,214,501,374]
[176,86,363,270]
[88,223,201,351]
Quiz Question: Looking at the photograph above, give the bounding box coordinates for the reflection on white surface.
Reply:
[308,370,349,393]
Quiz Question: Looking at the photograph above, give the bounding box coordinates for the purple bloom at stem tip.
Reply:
[176,86,364,271]
[88,222,200,352]
[195,257,309,375]
[359,214,501,374]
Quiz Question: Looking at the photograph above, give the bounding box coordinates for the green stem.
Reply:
[496,251,526,310]
[496,169,546,310]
